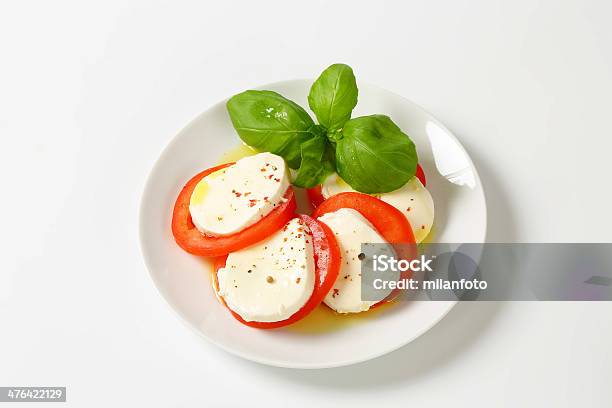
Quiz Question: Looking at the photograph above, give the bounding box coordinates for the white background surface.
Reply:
[1,0,611,406]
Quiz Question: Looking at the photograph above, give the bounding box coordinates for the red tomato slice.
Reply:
[306,185,326,208]
[415,163,427,186]
[312,192,418,307]
[214,214,341,329]
[313,192,416,245]
[172,163,297,257]
[307,163,427,209]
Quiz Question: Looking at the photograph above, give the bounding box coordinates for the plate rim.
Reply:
[138,79,488,369]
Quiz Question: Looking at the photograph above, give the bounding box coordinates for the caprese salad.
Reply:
[171,64,435,329]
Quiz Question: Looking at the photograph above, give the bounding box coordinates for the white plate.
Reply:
[139,80,487,369]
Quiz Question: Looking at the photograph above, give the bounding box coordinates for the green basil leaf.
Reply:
[227,90,315,169]
[335,115,418,194]
[308,64,358,130]
[292,131,335,188]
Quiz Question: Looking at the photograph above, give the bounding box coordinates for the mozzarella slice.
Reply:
[318,208,395,314]
[217,218,316,323]
[321,174,434,243]
[189,152,290,236]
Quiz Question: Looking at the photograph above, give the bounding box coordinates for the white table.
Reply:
[1,0,611,406]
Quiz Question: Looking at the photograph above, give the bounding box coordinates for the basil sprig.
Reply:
[308,64,358,131]
[226,64,418,193]
[336,115,417,193]
[227,90,315,169]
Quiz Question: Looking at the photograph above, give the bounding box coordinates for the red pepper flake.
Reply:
[260,168,266,172]
[263,196,269,202]
[296,277,301,284]
[274,178,280,182]
[421,225,426,230]
[248,199,258,207]
[406,207,412,212]
[267,174,274,179]
[244,192,251,197]
[332,288,340,298]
